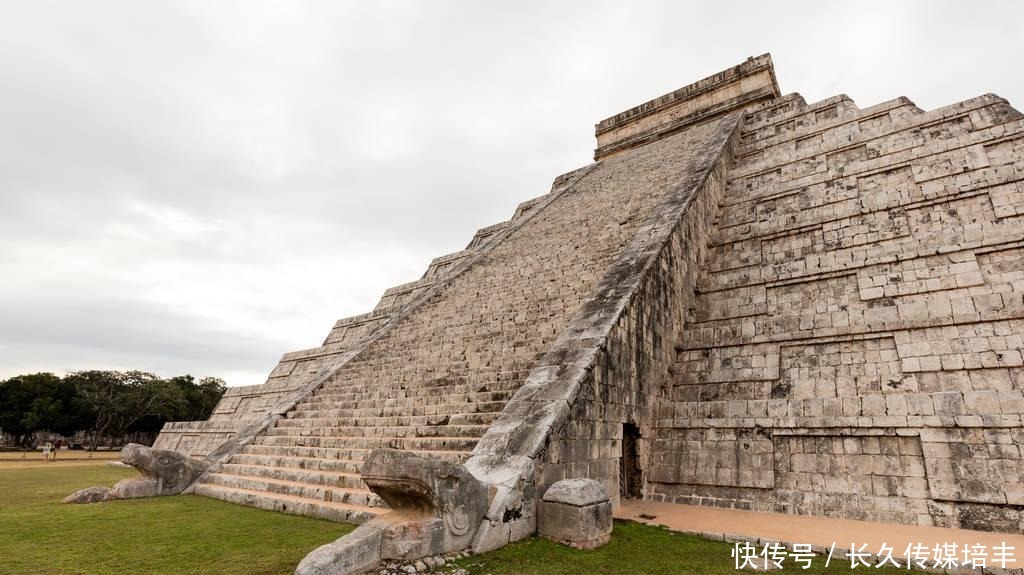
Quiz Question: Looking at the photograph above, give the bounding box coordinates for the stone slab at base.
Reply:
[538,479,612,550]
[295,520,385,575]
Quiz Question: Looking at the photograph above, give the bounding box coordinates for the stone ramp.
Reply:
[192,115,737,523]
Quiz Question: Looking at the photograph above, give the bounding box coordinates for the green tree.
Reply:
[65,370,121,450]
[1,370,225,451]
[131,375,225,434]
[0,373,91,447]
[68,371,185,451]
[112,374,186,437]
[179,375,226,421]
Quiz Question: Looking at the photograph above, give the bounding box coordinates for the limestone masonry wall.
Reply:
[649,89,1024,533]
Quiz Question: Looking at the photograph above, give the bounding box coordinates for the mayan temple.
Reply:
[145,54,1024,571]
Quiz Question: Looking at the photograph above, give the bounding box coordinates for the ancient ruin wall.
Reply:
[649,90,1024,533]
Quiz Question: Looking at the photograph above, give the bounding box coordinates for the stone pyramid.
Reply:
[155,54,1024,543]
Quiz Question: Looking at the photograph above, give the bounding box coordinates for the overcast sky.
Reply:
[1,1,1022,386]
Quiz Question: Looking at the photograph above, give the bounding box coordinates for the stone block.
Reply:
[538,479,612,550]
[295,521,384,575]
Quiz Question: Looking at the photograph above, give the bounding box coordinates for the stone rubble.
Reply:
[375,552,470,575]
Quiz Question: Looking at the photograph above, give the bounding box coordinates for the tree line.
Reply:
[0,371,225,449]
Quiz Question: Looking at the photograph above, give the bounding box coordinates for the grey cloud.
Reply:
[0,296,283,379]
[1,0,1022,385]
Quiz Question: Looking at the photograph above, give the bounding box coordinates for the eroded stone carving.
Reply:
[295,448,488,575]
[62,443,208,504]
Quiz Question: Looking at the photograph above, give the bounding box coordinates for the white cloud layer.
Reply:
[1,0,1022,385]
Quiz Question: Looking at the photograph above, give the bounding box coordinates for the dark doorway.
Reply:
[620,423,642,499]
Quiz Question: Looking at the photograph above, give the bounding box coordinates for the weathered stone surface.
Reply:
[293,449,488,574]
[594,54,779,160]
[362,448,487,557]
[646,82,1024,532]
[139,53,1023,575]
[62,486,113,504]
[538,479,612,549]
[466,110,738,552]
[181,84,739,534]
[63,443,208,504]
[543,478,610,507]
[295,520,385,575]
[118,443,208,495]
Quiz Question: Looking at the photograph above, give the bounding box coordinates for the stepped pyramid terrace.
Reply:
[72,54,1024,573]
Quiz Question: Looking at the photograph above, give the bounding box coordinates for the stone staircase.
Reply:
[192,372,518,522]
[186,113,731,524]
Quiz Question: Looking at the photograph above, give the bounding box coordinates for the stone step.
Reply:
[309,378,524,401]
[733,101,931,175]
[240,443,473,464]
[263,424,490,439]
[193,483,380,524]
[218,463,366,490]
[323,363,531,379]
[312,375,524,390]
[229,453,364,475]
[275,411,501,428]
[287,401,509,420]
[254,434,479,452]
[294,388,509,407]
[200,472,385,508]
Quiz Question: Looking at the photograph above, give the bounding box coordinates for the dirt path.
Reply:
[617,500,1024,568]
[0,451,121,469]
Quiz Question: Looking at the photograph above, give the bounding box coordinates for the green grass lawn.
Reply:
[0,463,916,575]
[0,464,351,575]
